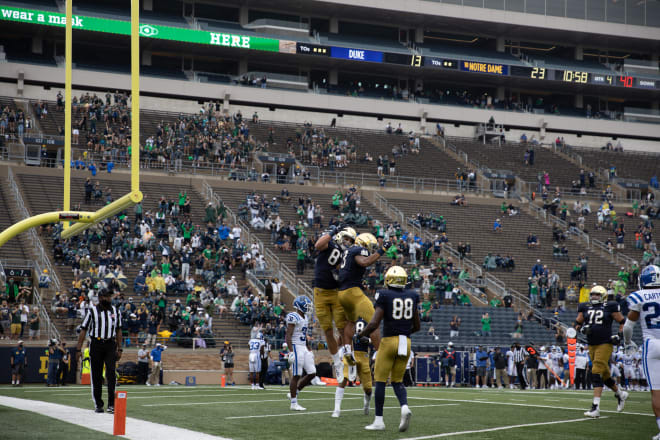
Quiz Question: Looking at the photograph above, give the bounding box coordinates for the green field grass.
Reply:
[0,384,656,439]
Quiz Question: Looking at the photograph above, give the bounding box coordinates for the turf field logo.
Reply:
[139,24,158,37]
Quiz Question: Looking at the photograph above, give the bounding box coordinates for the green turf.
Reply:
[0,404,117,440]
[0,385,656,439]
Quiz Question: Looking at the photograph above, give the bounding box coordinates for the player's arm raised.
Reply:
[315,224,339,251]
[355,238,388,267]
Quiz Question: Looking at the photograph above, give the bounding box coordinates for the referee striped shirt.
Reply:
[512,347,527,363]
[81,305,122,340]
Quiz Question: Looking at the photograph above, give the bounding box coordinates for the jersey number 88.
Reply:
[392,298,414,320]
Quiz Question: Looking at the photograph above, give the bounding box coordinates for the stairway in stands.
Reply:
[13,170,251,344]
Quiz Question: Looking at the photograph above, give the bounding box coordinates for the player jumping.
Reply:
[623,264,660,440]
[338,232,386,363]
[313,225,355,382]
[574,285,629,418]
[357,266,420,432]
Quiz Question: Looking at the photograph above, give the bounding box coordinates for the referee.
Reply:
[512,342,528,390]
[76,288,123,413]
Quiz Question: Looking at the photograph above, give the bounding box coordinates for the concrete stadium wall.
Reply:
[1,62,659,153]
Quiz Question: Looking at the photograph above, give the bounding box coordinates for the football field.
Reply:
[0,384,655,439]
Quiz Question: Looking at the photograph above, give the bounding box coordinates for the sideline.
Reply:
[0,396,232,440]
[399,417,603,439]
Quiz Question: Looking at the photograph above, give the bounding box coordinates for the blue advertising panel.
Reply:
[330,46,383,63]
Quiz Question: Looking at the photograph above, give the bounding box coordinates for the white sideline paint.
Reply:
[225,404,459,419]
[142,397,361,407]
[0,396,232,440]
[399,417,604,440]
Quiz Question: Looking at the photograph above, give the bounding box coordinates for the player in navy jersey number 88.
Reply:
[313,225,355,383]
[338,232,387,364]
[357,266,420,432]
[574,285,628,418]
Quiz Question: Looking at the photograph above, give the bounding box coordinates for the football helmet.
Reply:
[335,227,357,248]
[590,285,607,304]
[639,264,660,289]
[384,265,408,289]
[355,232,378,252]
[293,295,313,315]
[258,332,264,340]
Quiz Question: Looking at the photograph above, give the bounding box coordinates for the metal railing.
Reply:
[201,180,313,301]
[458,279,487,305]
[32,285,61,341]
[6,167,61,292]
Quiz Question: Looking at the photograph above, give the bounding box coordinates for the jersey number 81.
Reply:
[327,248,341,266]
[392,298,414,320]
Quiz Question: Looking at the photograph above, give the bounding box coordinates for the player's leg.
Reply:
[289,345,304,409]
[642,339,660,437]
[357,352,373,415]
[329,289,348,380]
[338,288,358,364]
[367,337,397,430]
[333,362,349,418]
[389,338,412,432]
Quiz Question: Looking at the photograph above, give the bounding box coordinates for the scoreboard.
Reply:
[295,41,658,90]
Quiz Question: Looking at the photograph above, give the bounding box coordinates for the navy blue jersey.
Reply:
[313,240,342,289]
[375,288,419,338]
[577,301,620,345]
[354,318,370,352]
[338,246,370,290]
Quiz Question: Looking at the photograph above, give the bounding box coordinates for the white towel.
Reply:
[398,335,408,356]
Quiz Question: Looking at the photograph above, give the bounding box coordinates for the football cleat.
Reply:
[290,403,306,411]
[343,345,357,366]
[399,406,412,432]
[334,360,345,383]
[348,365,357,382]
[584,404,600,418]
[365,420,386,431]
[616,390,628,412]
[332,410,340,418]
[106,406,114,414]
[652,433,660,440]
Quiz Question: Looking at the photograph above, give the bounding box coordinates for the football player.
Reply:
[574,285,628,418]
[285,296,316,411]
[356,266,420,432]
[313,225,355,382]
[338,232,387,362]
[623,264,660,440]
[248,332,265,390]
[332,317,372,418]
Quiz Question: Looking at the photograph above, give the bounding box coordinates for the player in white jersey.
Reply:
[506,346,516,389]
[622,352,637,391]
[285,296,316,411]
[550,348,563,389]
[248,333,265,390]
[623,265,660,440]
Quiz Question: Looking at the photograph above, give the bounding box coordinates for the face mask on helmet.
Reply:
[385,265,408,289]
[590,285,606,304]
[639,264,660,290]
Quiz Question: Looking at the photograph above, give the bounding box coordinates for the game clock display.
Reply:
[555,70,590,84]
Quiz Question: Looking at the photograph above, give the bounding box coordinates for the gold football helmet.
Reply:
[590,285,606,304]
[384,266,408,289]
[355,232,378,252]
[334,227,357,247]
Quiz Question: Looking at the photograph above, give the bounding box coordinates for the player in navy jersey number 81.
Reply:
[357,266,420,432]
[338,232,387,364]
[313,225,355,383]
[574,285,628,418]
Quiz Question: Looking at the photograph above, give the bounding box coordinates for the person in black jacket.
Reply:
[493,347,508,389]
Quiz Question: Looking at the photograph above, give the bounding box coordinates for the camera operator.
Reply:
[47,339,65,387]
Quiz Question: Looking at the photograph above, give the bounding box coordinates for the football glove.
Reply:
[325,225,339,237]
[353,334,370,346]
[611,334,621,346]
[579,325,591,336]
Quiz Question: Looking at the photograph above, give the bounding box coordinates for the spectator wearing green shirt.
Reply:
[458,293,471,307]
[480,312,491,336]
[489,297,502,308]
[617,266,629,285]
[529,278,539,307]
[421,296,432,322]
[28,308,40,340]
[296,248,306,275]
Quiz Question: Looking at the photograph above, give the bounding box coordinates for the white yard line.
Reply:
[225,404,459,419]
[142,396,360,407]
[399,417,604,439]
[293,389,655,417]
[0,396,232,440]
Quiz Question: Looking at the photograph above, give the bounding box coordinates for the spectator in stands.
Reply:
[479,313,491,337]
[526,233,539,248]
[449,316,460,338]
[493,218,502,233]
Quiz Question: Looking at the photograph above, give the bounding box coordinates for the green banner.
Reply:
[0,5,280,52]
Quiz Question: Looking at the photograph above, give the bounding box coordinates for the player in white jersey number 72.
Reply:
[623,265,660,440]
